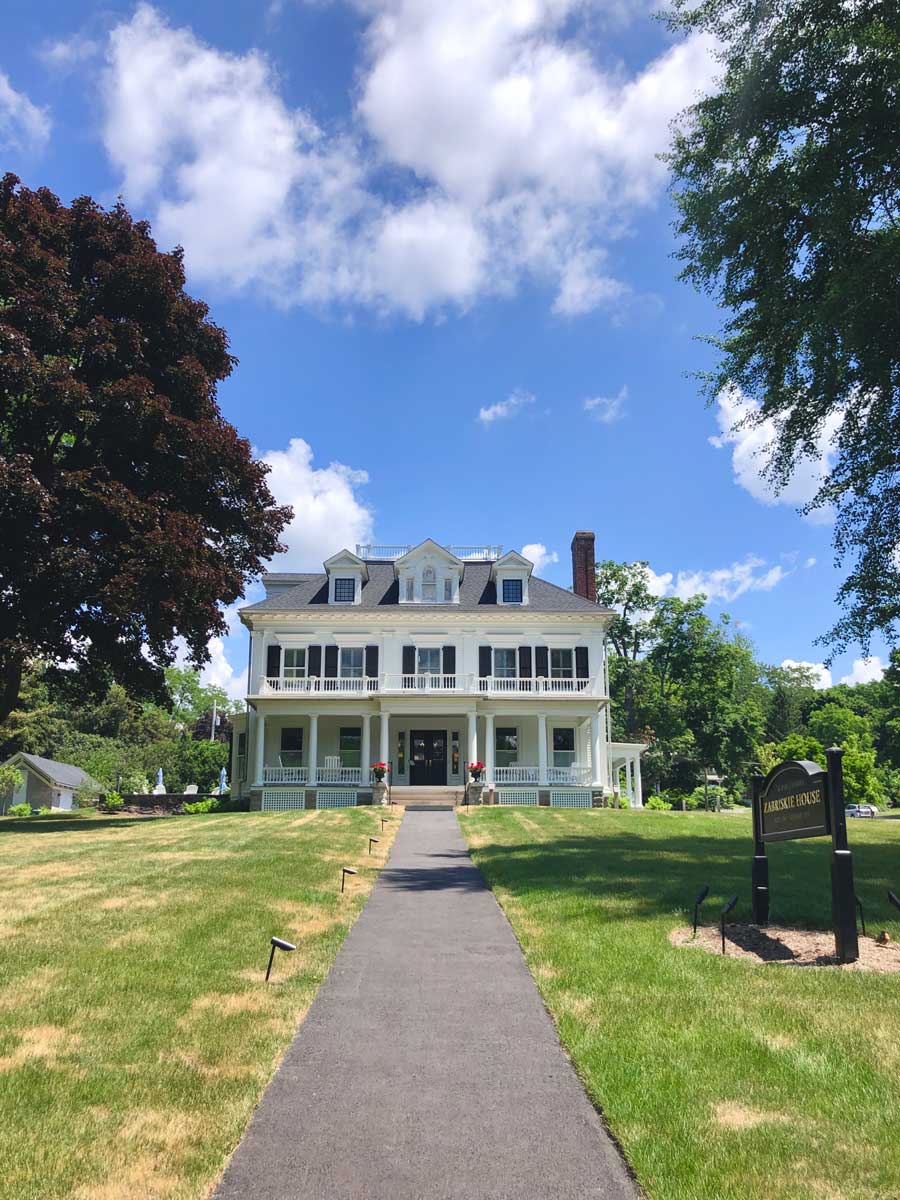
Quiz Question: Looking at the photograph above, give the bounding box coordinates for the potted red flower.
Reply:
[468,761,485,782]
[371,762,388,782]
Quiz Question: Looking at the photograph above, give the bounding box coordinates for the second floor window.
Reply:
[502,578,523,603]
[494,648,517,679]
[340,647,364,678]
[417,648,441,675]
[334,577,356,603]
[551,649,574,679]
[283,648,306,678]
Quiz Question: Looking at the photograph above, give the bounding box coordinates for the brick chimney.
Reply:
[571,530,596,601]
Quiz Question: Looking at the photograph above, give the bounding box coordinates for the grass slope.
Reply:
[0,807,398,1200]
[462,808,900,1200]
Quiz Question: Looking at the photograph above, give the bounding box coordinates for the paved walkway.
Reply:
[215,809,637,1200]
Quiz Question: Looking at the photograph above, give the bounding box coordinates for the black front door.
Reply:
[409,730,447,786]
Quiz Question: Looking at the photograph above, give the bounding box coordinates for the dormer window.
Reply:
[502,578,523,604]
[422,566,436,602]
[334,578,356,603]
[324,549,367,605]
[394,540,462,604]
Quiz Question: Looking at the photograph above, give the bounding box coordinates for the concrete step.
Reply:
[390,786,463,810]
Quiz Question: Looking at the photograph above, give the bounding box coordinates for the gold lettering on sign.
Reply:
[762,788,822,815]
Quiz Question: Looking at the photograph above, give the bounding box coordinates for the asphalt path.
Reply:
[214,808,638,1200]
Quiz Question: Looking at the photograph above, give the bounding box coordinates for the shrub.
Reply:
[37,806,52,816]
[183,797,219,814]
[8,803,31,817]
[102,792,125,812]
[645,795,672,811]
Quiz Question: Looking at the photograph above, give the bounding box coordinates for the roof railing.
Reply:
[356,543,502,561]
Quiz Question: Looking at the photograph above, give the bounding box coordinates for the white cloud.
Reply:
[781,659,833,689]
[39,34,102,70]
[710,385,841,523]
[804,556,817,568]
[261,437,374,569]
[94,3,717,319]
[478,388,535,426]
[584,385,627,424]
[521,543,558,574]
[651,555,792,605]
[645,566,673,598]
[839,656,885,686]
[0,73,51,152]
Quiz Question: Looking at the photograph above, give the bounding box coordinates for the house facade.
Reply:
[230,532,645,810]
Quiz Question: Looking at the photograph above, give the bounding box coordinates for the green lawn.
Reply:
[462,807,900,1200]
[0,807,397,1200]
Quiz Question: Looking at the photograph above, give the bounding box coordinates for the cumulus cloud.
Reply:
[0,73,51,152]
[781,659,833,690]
[521,543,559,574]
[94,3,716,318]
[651,555,791,605]
[478,388,535,426]
[261,437,374,569]
[584,385,627,424]
[839,656,885,686]
[709,385,841,523]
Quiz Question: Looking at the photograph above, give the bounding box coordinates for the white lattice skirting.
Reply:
[497,789,540,806]
[316,790,358,809]
[550,790,593,808]
[261,789,307,811]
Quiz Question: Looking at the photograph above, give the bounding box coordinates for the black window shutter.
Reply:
[324,646,339,677]
[266,644,281,678]
[308,645,322,677]
[575,646,590,679]
[479,646,492,678]
[442,645,456,675]
[518,646,532,679]
[402,645,416,675]
[535,646,549,678]
[365,645,379,679]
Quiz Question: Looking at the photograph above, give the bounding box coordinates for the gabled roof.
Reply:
[241,561,613,616]
[6,753,102,792]
[393,539,462,570]
[323,549,369,580]
[491,549,533,579]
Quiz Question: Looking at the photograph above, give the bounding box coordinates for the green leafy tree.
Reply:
[595,561,659,738]
[667,0,900,653]
[0,175,290,723]
[808,704,872,751]
[0,763,22,815]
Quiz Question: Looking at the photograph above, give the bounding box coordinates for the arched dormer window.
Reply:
[422,566,437,603]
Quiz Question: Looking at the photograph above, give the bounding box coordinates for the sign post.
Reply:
[752,750,858,963]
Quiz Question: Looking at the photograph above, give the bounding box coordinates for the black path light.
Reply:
[265,936,296,982]
[693,885,710,936]
[720,895,738,955]
[889,890,900,915]
[368,837,379,856]
[341,866,357,893]
[855,896,867,938]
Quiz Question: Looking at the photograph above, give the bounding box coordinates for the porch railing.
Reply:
[259,676,379,696]
[480,676,602,696]
[263,766,308,784]
[256,673,604,698]
[316,766,364,785]
[493,764,592,785]
[380,673,474,693]
[495,766,540,783]
[548,764,592,785]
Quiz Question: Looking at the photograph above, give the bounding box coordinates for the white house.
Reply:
[230,532,646,810]
[2,754,102,812]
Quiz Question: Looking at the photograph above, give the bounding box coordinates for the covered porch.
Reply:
[609,741,647,808]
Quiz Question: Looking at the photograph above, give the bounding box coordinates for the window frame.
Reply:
[416,647,442,675]
[502,577,523,604]
[339,726,362,768]
[493,648,518,679]
[282,648,307,678]
[550,648,574,679]
[552,726,576,768]
[495,725,519,769]
[339,647,364,678]
[280,726,304,767]
[333,577,356,603]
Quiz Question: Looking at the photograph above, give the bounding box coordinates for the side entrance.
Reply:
[409,730,447,786]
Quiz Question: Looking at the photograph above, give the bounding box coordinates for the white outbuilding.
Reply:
[2,753,102,813]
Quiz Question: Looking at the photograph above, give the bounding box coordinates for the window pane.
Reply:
[334,577,355,602]
[495,727,518,768]
[283,648,306,677]
[422,583,436,602]
[280,727,303,767]
[405,576,414,601]
[553,727,575,767]
[551,649,574,678]
[502,578,523,603]
[340,727,361,768]
[417,648,441,674]
[340,647,364,677]
[444,578,453,602]
[494,648,517,678]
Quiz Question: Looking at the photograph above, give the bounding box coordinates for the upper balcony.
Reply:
[356,543,503,561]
[255,674,605,699]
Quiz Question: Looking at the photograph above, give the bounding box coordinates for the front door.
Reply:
[409,730,447,786]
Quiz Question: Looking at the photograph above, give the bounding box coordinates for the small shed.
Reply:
[2,754,102,813]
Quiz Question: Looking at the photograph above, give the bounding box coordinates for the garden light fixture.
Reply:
[341,866,357,893]
[265,936,296,982]
[692,885,709,936]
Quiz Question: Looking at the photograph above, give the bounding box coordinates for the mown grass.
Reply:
[0,807,399,1200]
[462,807,900,1200]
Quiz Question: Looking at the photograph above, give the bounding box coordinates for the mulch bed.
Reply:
[670,923,900,972]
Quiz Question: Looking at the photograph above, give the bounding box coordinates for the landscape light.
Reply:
[368,837,379,855]
[855,896,866,938]
[693,884,710,936]
[720,894,738,955]
[341,866,358,893]
[888,890,900,915]
[265,936,296,982]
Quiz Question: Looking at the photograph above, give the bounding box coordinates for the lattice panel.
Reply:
[497,789,540,806]
[262,790,307,811]
[550,790,593,808]
[316,790,358,809]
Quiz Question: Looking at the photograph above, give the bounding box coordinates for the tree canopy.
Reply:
[0,176,290,723]
[667,0,900,654]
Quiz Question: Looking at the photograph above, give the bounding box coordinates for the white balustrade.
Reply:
[258,673,603,698]
[316,766,363,785]
[481,676,602,696]
[263,766,309,784]
[380,674,473,693]
[495,765,540,783]
[547,764,591,785]
[259,676,378,696]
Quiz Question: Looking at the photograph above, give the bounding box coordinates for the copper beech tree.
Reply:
[0,175,291,723]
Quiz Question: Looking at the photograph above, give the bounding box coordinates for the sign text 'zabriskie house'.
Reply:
[230,533,646,809]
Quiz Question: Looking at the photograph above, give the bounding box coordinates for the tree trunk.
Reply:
[0,657,24,726]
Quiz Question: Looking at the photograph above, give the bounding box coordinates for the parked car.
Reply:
[845,804,878,818]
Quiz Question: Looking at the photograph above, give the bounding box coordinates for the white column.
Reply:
[484,713,495,785]
[379,711,390,770]
[538,713,548,785]
[254,710,266,784]
[308,713,318,786]
[361,713,371,784]
[625,757,635,805]
[467,710,478,775]
[633,749,643,808]
[591,711,603,788]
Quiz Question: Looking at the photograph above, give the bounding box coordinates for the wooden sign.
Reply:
[758,760,830,843]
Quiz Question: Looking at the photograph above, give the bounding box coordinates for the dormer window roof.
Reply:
[491,549,534,606]
[323,548,368,605]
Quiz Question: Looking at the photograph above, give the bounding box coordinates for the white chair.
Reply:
[324,755,341,769]
[183,784,199,795]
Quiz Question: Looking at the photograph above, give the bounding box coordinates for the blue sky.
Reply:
[1,0,884,696]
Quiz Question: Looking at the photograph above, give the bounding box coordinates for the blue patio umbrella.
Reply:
[219,766,228,792]
[156,767,164,790]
